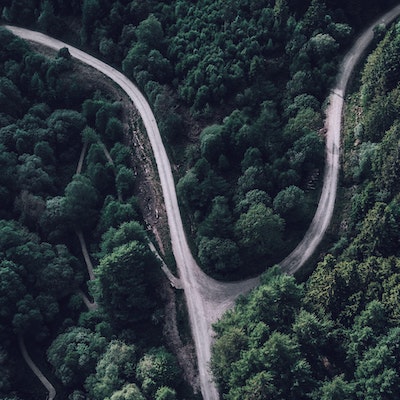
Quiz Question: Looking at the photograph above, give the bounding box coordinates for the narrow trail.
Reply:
[76,141,87,175]
[75,143,95,282]
[76,230,95,282]
[99,142,123,201]
[8,8,400,398]
[100,142,114,166]
[4,27,233,398]
[76,143,98,307]
[18,335,56,400]
[78,289,98,311]
[148,241,183,289]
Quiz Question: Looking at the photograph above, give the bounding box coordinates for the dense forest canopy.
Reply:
[1,0,397,279]
[211,17,400,400]
[0,28,185,400]
[0,0,399,399]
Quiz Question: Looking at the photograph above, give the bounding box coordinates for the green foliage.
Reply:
[292,309,334,360]
[0,77,24,118]
[36,244,82,298]
[306,254,400,326]
[176,170,200,209]
[116,166,135,200]
[16,154,54,195]
[38,1,58,33]
[1,1,398,398]
[346,300,389,365]
[104,0,352,275]
[136,347,181,397]
[135,14,164,50]
[47,109,86,149]
[199,125,224,164]
[310,375,355,400]
[213,247,400,400]
[100,221,147,256]
[372,121,400,195]
[122,14,171,86]
[39,196,69,240]
[97,196,139,234]
[198,237,241,274]
[234,203,285,261]
[0,27,176,399]
[309,33,339,58]
[350,141,378,182]
[109,384,145,400]
[344,201,400,260]
[81,0,102,43]
[47,327,107,387]
[354,328,400,399]
[212,269,317,398]
[273,185,306,221]
[198,196,233,238]
[155,387,176,400]
[63,174,100,230]
[361,23,400,106]
[85,340,137,400]
[93,241,158,326]
[0,261,26,320]
[211,326,248,387]
[110,142,131,168]
[234,189,271,214]
[105,117,123,143]
[0,219,82,339]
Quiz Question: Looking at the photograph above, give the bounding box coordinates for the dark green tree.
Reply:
[0,261,26,322]
[273,185,306,221]
[234,203,285,260]
[136,347,181,397]
[116,166,135,200]
[109,384,145,400]
[63,174,99,230]
[155,387,176,400]
[93,241,158,325]
[85,340,137,400]
[354,328,400,400]
[311,375,355,400]
[198,237,241,273]
[47,327,107,387]
[135,14,165,50]
[100,221,147,256]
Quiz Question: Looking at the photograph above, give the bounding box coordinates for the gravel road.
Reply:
[6,26,241,399]
[8,7,400,398]
[280,4,400,274]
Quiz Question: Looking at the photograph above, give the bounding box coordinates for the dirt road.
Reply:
[8,7,400,398]
[7,26,247,399]
[280,4,400,274]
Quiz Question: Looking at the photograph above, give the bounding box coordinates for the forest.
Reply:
[0,0,399,399]
[1,0,397,279]
[0,28,185,400]
[211,17,400,400]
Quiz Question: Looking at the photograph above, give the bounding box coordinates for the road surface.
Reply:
[7,25,256,400]
[280,4,400,274]
[8,6,400,398]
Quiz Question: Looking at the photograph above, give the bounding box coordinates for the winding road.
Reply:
[280,4,400,274]
[7,6,400,399]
